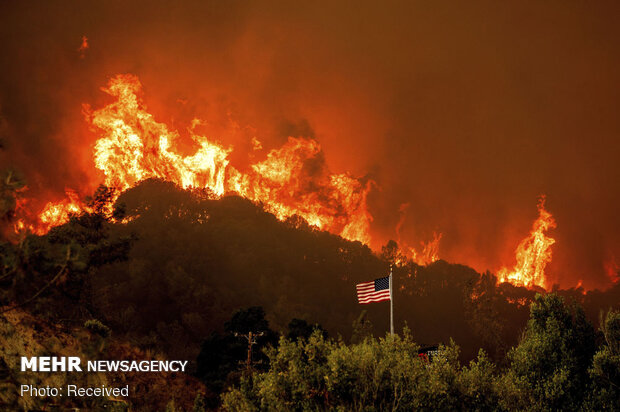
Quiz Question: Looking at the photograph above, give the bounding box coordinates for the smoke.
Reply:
[1,1,619,289]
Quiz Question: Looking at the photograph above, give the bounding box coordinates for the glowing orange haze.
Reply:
[15,74,560,289]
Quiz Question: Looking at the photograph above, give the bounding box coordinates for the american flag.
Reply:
[356,276,391,304]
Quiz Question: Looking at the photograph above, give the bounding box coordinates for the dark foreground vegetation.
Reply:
[0,178,618,410]
[222,297,619,411]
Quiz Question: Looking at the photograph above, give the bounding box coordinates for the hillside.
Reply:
[0,308,204,411]
[87,180,619,361]
[1,179,619,410]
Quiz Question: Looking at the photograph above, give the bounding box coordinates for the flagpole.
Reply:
[389,264,394,337]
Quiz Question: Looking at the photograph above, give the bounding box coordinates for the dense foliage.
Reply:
[1,179,618,410]
[222,295,619,411]
[0,185,131,319]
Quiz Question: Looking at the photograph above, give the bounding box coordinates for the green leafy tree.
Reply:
[326,331,426,411]
[457,349,500,411]
[222,329,503,411]
[192,393,207,412]
[287,318,327,341]
[586,309,620,410]
[498,293,597,411]
[351,310,374,344]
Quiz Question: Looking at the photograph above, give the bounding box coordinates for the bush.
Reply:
[498,293,596,411]
[84,319,111,338]
[222,330,502,411]
[221,295,618,411]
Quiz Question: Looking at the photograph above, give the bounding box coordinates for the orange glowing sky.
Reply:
[0,1,619,290]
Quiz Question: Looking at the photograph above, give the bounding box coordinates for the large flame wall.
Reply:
[1,1,619,290]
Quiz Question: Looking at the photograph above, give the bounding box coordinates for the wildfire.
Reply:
[407,232,442,266]
[25,74,373,244]
[11,75,572,290]
[604,256,619,284]
[36,190,87,235]
[232,138,373,244]
[395,203,442,266]
[497,196,556,290]
[78,35,89,58]
[13,190,87,236]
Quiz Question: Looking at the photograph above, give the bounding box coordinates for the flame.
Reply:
[604,256,619,284]
[233,138,373,243]
[11,201,30,235]
[7,76,605,291]
[78,35,89,58]
[407,232,442,266]
[26,74,372,243]
[90,75,232,196]
[506,297,529,307]
[251,137,263,151]
[14,190,86,236]
[35,190,88,235]
[395,203,442,266]
[498,196,556,290]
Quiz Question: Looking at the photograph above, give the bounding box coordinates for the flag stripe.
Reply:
[356,276,391,304]
[357,290,376,295]
[359,295,390,304]
[358,291,391,299]
[359,293,391,304]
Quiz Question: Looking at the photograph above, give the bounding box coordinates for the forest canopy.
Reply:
[1,179,619,410]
